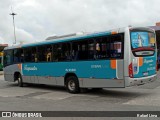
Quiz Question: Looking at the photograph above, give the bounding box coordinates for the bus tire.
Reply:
[66,76,80,93]
[17,74,23,87]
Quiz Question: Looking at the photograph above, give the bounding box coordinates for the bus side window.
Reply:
[19,49,24,62]
[13,49,24,63]
[37,46,46,62]
[110,35,124,59]
[60,43,71,61]
[13,49,19,63]
[46,46,52,62]
[95,34,124,60]
[4,50,13,66]
[72,42,79,61]
[31,47,37,62]
[52,43,71,62]
[88,40,94,60]
[24,48,32,62]
[95,37,110,59]
[72,39,94,61]
[53,44,61,61]
[20,51,24,62]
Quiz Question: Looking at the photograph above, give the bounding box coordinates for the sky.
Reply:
[0,0,160,45]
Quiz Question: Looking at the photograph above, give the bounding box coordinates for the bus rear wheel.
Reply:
[66,76,80,93]
[17,74,23,87]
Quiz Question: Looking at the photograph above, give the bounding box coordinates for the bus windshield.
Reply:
[130,31,156,56]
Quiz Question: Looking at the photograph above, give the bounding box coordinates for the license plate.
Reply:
[143,72,148,76]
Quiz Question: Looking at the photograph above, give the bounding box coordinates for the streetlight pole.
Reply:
[10,12,17,44]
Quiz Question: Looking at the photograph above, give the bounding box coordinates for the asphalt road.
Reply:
[0,72,160,119]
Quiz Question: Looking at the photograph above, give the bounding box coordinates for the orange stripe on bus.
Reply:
[18,64,22,70]
[110,60,117,69]
[111,31,117,35]
[139,57,143,67]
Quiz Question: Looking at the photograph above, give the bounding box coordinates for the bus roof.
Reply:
[4,27,126,50]
[4,26,154,50]
[21,31,119,47]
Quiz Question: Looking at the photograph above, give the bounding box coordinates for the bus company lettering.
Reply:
[24,65,38,71]
[91,65,102,69]
[144,59,153,64]
[147,67,155,71]
[65,68,76,72]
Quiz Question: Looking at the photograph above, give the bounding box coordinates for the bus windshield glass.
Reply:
[130,31,156,56]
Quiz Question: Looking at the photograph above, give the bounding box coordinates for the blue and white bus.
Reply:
[3,27,157,93]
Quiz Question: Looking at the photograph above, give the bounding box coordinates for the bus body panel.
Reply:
[116,60,124,79]
[3,59,125,88]
[125,27,157,86]
[133,55,156,78]
[22,60,119,79]
[124,27,157,87]
[3,64,22,82]
[126,54,157,86]
[3,27,156,90]
[124,27,131,85]
[35,76,56,85]
[80,78,124,88]
[20,60,125,88]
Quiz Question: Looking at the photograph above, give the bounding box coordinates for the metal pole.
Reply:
[10,13,17,44]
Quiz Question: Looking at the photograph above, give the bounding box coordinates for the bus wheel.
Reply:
[17,74,23,87]
[66,76,80,93]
